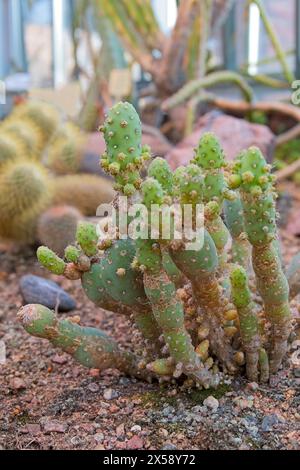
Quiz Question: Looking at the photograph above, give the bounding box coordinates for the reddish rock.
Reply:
[20,424,41,436]
[126,435,144,450]
[116,423,125,437]
[51,354,68,365]
[89,368,100,377]
[9,377,27,390]
[43,420,68,434]
[166,111,275,169]
[115,441,127,450]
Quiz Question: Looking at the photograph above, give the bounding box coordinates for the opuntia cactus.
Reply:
[18,102,297,390]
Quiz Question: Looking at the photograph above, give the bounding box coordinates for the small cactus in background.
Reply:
[51,174,115,216]
[37,205,82,257]
[19,102,296,390]
[1,118,43,157]
[46,122,87,174]
[0,133,24,167]
[11,100,61,146]
[0,160,114,247]
[0,160,52,242]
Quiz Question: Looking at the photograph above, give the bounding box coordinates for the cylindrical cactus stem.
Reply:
[252,243,291,373]
[286,252,300,299]
[137,239,217,387]
[230,147,292,373]
[143,266,217,388]
[37,246,82,279]
[132,309,163,354]
[192,133,232,272]
[148,157,174,196]
[193,132,234,205]
[99,101,150,196]
[230,266,260,382]
[169,231,236,372]
[224,197,251,269]
[37,246,66,275]
[205,201,229,269]
[259,347,270,383]
[17,304,154,381]
[161,71,253,111]
[76,221,98,257]
[146,358,175,377]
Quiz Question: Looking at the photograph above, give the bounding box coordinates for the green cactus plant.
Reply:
[0,159,52,242]
[46,122,87,175]
[18,304,154,380]
[11,100,61,146]
[230,266,260,382]
[0,132,25,167]
[18,102,296,390]
[100,101,150,196]
[1,118,43,157]
[230,147,292,373]
[224,196,251,269]
[0,160,114,250]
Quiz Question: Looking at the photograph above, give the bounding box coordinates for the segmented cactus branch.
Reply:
[18,304,154,380]
[230,266,260,381]
[231,147,292,373]
[224,197,251,269]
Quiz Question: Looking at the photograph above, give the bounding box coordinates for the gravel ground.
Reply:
[0,184,299,451]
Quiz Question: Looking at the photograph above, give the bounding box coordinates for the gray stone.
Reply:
[161,443,177,450]
[20,275,76,312]
[103,388,118,400]
[261,414,279,432]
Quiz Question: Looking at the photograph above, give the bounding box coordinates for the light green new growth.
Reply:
[65,245,81,263]
[173,164,204,206]
[100,101,150,195]
[37,246,66,275]
[148,157,173,196]
[76,222,98,257]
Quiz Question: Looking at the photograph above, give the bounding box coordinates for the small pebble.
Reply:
[103,388,118,400]
[88,383,100,393]
[94,433,104,443]
[203,395,219,411]
[10,378,27,390]
[131,425,142,433]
